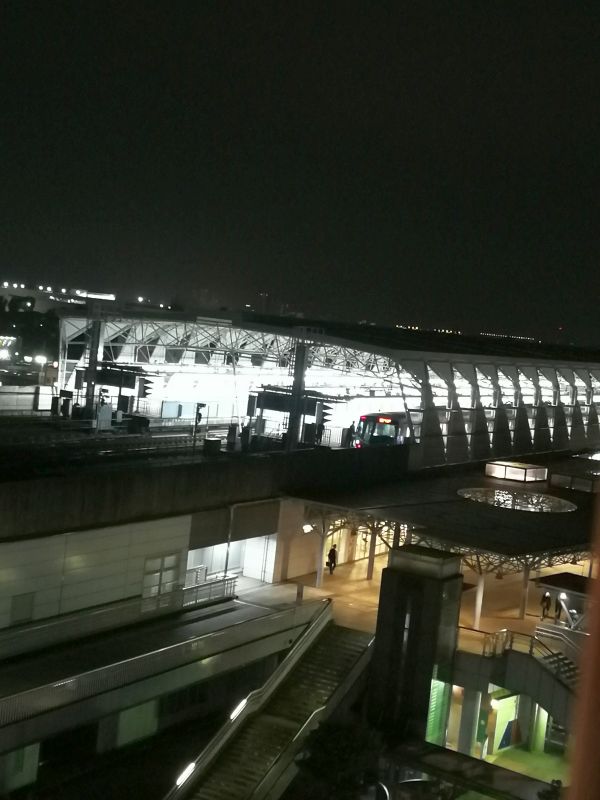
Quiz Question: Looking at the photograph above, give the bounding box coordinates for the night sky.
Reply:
[1,2,599,343]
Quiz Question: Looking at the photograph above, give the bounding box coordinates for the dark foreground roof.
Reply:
[306,456,595,558]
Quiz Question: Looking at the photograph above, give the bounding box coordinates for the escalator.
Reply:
[169,624,373,800]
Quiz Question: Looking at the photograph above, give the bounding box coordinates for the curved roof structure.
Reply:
[58,304,600,466]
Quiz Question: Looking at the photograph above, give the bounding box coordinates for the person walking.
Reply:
[327,543,338,575]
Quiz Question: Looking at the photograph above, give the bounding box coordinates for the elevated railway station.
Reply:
[54,303,600,467]
[0,297,596,797]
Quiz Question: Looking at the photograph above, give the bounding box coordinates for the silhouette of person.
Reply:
[327,544,337,575]
[346,421,355,447]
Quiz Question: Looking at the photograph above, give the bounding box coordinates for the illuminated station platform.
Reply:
[52,302,600,466]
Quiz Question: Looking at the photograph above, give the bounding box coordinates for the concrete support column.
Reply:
[84,318,105,415]
[474,573,485,630]
[457,689,481,757]
[315,527,326,588]
[286,341,308,451]
[519,565,531,619]
[517,695,533,749]
[366,528,378,580]
[0,743,39,794]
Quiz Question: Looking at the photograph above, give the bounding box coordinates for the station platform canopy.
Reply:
[537,572,592,598]
[300,453,595,575]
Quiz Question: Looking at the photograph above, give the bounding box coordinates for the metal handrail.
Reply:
[0,576,237,660]
[0,597,325,727]
[249,636,375,800]
[163,598,333,799]
[535,623,586,664]
[481,627,577,689]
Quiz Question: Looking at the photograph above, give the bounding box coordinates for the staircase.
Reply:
[187,624,372,800]
[541,651,579,689]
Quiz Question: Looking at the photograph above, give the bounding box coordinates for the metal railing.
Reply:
[163,598,333,799]
[535,623,587,665]
[476,627,578,688]
[0,576,237,661]
[250,635,374,800]
[0,596,325,728]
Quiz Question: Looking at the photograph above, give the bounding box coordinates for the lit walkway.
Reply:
[280,551,594,641]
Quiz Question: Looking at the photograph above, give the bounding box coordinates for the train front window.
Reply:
[374,422,397,438]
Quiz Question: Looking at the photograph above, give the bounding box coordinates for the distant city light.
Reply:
[0,349,10,361]
[46,286,52,291]
[138,296,144,303]
[2,282,7,287]
[34,355,47,365]
[61,288,67,293]
[23,356,32,363]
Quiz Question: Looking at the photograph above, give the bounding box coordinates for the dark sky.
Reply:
[1,2,599,342]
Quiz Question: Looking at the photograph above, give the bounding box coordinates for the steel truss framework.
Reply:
[60,315,600,463]
[303,504,590,578]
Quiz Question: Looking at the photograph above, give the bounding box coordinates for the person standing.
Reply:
[540,591,551,620]
[327,543,338,575]
[346,421,356,448]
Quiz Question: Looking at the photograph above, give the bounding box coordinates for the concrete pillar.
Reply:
[315,528,326,588]
[286,341,308,451]
[457,689,481,756]
[366,529,378,580]
[474,573,485,630]
[530,704,548,754]
[0,743,39,793]
[84,318,105,415]
[368,546,463,738]
[517,695,533,750]
[519,565,531,619]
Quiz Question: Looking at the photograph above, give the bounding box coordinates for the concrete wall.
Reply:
[0,444,410,542]
[0,517,190,627]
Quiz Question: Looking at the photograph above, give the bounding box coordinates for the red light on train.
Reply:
[360,415,366,420]
[378,417,392,423]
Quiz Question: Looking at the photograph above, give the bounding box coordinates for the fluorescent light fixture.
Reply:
[559,592,567,600]
[485,461,548,482]
[176,763,195,787]
[302,523,314,533]
[230,697,247,720]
